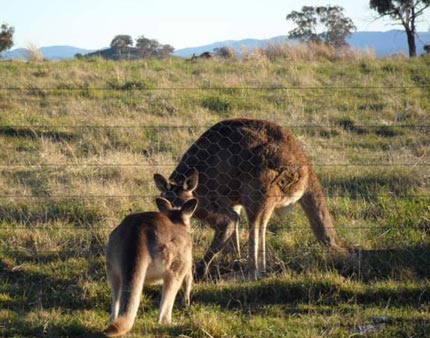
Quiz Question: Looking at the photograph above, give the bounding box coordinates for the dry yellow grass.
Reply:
[0,53,430,337]
[243,42,376,62]
[25,43,45,62]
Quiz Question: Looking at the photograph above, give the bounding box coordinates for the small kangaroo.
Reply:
[103,198,198,337]
[154,118,344,279]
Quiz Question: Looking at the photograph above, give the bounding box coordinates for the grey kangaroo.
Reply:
[154,118,344,279]
[103,198,198,337]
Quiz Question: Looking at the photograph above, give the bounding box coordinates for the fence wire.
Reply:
[0,85,428,90]
[1,85,429,281]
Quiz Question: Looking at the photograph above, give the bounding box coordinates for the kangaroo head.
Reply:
[155,197,198,228]
[153,170,199,208]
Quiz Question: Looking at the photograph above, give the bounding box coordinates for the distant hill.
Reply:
[0,45,95,60]
[174,30,430,58]
[174,36,288,57]
[84,48,121,60]
[347,31,430,56]
[84,47,166,60]
[1,31,429,61]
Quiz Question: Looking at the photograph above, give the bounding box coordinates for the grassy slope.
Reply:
[0,52,430,337]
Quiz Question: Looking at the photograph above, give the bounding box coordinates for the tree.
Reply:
[160,44,174,57]
[286,6,320,44]
[135,35,174,58]
[213,46,237,58]
[318,6,358,48]
[110,35,133,54]
[286,5,356,48]
[0,23,15,54]
[370,0,430,57]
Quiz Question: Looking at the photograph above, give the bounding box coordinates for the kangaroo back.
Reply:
[167,118,311,216]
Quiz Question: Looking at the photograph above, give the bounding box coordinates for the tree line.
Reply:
[286,1,429,57]
[109,34,174,59]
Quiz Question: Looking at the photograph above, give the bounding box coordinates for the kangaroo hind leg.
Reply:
[107,261,121,322]
[158,272,183,324]
[245,204,275,279]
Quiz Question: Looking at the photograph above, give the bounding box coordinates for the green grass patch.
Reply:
[0,55,429,337]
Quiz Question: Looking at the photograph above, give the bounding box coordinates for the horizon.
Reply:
[2,0,429,51]
[4,29,429,53]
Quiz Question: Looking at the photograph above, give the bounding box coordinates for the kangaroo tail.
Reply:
[104,260,149,337]
[299,170,344,249]
[103,321,126,337]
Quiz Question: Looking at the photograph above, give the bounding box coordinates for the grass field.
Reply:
[1,48,430,337]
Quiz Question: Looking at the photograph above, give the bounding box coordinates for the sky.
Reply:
[1,0,430,50]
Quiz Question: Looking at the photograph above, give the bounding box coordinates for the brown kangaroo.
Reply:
[103,198,198,337]
[154,118,343,279]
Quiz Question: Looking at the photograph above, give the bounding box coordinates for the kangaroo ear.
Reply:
[156,197,173,214]
[180,198,198,218]
[154,174,171,193]
[183,170,198,192]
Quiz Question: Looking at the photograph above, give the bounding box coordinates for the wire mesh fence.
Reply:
[1,85,429,280]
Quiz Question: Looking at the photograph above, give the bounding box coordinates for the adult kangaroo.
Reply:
[104,198,198,337]
[154,118,343,279]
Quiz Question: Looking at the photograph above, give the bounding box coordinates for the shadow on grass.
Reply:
[207,245,430,283]
[0,125,76,142]
[283,245,430,282]
[145,323,194,338]
[193,272,430,311]
[340,246,430,281]
[2,242,430,335]
[271,245,430,282]
[4,233,106,264]
[322,172,423,201]
[1,313,105,338]
[196,245,430,310]
[374,318,430,338]
[0,199,104,227]
[334,118,406,138]
[0,252,107,313]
